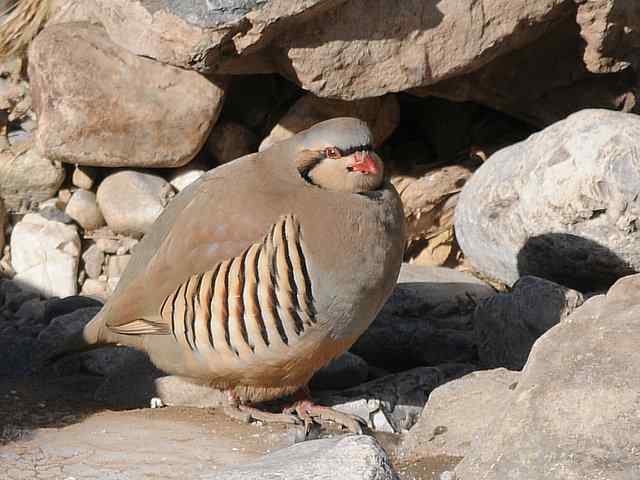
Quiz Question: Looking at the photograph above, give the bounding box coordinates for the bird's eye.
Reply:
[324,147,341,159]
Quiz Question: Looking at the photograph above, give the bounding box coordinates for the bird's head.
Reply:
[294,118,384,193]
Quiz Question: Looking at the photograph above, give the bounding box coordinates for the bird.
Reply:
[54,117,406,432]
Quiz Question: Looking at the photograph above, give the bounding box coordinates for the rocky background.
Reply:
[1,1,640,479]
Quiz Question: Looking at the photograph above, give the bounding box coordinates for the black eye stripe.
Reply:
[323,143,373,158]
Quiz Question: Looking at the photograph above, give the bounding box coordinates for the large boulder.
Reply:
[29,22,224,168]
[398,368,520,460]
[11,214,81,298]
[455,273,640,479]
[455,109,640,292]
[474,276,584,370]
[415,13,640,127]
[51,0,575,100]
[351,264,495,371]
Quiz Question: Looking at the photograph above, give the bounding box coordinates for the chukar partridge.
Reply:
[59,117,406,432]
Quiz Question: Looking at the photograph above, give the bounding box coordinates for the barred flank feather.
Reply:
[0,0,50,58]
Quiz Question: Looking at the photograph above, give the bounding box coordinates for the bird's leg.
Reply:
[283,386,367,434]
[223,390,300,425]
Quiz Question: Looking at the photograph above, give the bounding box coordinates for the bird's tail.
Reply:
[0,0,51,58]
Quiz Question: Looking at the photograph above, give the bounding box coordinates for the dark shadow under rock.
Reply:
[351,265,495,371]
[474,276,584,370]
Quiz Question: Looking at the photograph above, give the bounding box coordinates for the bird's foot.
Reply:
[239,405,300,425]
[284,400,366,435]
[223,391,300,426]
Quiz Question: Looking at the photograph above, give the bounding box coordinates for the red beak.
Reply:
[349,151,379,175]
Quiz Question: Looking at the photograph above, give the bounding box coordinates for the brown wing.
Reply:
[100,154,294,330]
[108,215,318,359]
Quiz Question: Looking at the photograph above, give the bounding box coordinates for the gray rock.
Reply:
[474,276,584,370]
[36,306,101,358]
[351,264,495,371]
[54,345,144,378]
[399,368,520,460]
[97,171,175,237]
[158,0,270,28]
[81,244,105,279]
[0,335,35,375]
[30,23,225,168]
[14,298,46,326]
[455,273,640,479]
[455,109,640,291]
[65,189,106,231]
[215,435,399,480]
[43,295,103,324]
[310,352,369,391]
[38,205,73,224]
[316,364,475,433]
[0,147,65,212]
[11,214,81,298]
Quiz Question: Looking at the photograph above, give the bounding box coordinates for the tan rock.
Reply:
[49,0,575,102]
[207,120,257,164]
[72,165,98,190]
[97,171,175,237]
[0,147,65,212]
[270,0,575,99]
[260,94,399,151]
[29,22,225,168]
[51,0,341,73]
[81,244,104,280]
[81,278,109,301]
[390,160,474,267]
[418,15,640,126]
[65,189,106,231]
[399,368,520,460]
[576,0,640,74]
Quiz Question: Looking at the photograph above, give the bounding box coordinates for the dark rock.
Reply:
[474,276,584,370]
[351,264,494,371]
[310,352,369,391]
[316,364,476,433]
